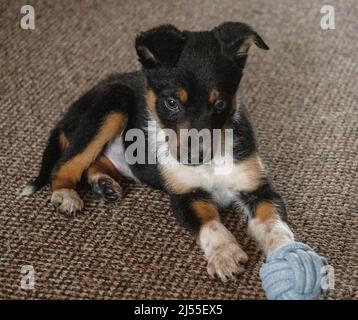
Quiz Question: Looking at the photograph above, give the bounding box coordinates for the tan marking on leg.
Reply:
[255,201,279,222]
[193,200,247,282]
[248,215,294,254]
[177,87,188,105]
[52,113,127,190]
[199,220,248,282]
[87,154,122,182]
[208,89,219,104]
[192,200,220,224]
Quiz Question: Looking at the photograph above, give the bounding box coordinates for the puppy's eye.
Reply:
[164,98,180,112]
[214,100,227,112]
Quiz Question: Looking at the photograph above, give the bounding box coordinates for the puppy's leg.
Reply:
[238,183,294,255]
[86,154,123,202]
[51,112,128,215]
[170,191,248,282]
[49,82,134,216]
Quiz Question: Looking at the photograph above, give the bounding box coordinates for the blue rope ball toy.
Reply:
[260,242,329,300]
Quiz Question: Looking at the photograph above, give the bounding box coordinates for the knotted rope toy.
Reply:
[260,242,328,300]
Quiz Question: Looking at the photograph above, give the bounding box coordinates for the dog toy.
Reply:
[260,242,328,300]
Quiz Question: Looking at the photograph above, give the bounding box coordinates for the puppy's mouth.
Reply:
[183,150,215,166]
[181,156,207,166]
[168,143,214,166]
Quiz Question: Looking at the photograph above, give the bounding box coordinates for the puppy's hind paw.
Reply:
[90,175,123,203]
[51,189,84,217]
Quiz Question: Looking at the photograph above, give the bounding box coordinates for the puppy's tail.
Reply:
[20,128,63,196]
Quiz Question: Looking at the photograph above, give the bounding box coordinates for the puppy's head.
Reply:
[136,22,268,164]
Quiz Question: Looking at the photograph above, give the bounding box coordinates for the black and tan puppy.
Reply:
[22,22,295,282]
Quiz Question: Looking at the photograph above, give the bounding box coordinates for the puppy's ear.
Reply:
[213,22,269,58]
[135,25,186,68]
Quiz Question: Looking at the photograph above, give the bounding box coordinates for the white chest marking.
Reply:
[104,134,138,181]
[105,121,264,204]
[155,125,264,200]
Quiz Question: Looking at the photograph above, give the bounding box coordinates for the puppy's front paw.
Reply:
[90,175,122,202]
[206,242,248,282]
[199,220,248,282]
[51,188,84,216]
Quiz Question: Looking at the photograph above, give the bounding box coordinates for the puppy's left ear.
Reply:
[213,22,269,58]
[135,24,186,68]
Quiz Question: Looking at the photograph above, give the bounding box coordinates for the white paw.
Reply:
[206,241,248,282]
[51,189,84,216]
[199,220,248,282]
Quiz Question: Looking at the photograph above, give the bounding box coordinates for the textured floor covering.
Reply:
[0,0,357,299]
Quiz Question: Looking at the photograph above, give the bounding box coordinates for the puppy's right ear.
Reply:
[135,25,186,69]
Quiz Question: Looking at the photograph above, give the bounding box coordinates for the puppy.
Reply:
[22,22,295,282]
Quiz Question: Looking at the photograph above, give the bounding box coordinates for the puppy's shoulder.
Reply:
[98,71,146,94]
[232,99,258,160]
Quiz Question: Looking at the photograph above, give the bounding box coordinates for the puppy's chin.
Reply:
[181,161,202,167]
[176,152,213,166]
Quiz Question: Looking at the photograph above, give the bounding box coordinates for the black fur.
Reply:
[136,25,186,68]
[232,101,258,160]
[31,77,135,190]
[27,22,284,234]
[30,127,62,191]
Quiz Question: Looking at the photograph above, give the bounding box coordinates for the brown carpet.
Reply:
[0,0,357,299]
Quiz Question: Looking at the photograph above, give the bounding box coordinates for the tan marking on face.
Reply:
[177,87,188,105]
[146,89,157,113]
[177,120,190,134]
[146,89,165,128]
[255,201,279,222]
[192,200,220,224]
[178,121,190,131]
[208,89,220,104]
[52,113,127,190]
[59,132,69,151]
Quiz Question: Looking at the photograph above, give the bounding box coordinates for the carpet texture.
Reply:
[0,0,357,299]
